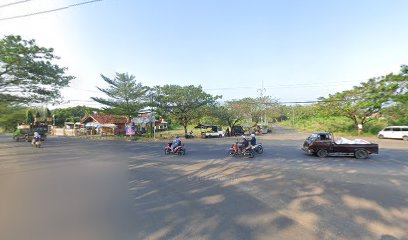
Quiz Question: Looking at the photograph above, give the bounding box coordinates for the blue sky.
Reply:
[1,0,408,107]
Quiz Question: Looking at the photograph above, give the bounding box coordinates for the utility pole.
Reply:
[257,81,267,124]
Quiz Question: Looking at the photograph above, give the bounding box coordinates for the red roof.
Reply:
[82,114,129,124]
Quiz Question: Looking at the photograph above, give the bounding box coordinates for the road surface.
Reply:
[0,127,407,240]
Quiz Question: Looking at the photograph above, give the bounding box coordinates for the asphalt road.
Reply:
[0,127,407,240]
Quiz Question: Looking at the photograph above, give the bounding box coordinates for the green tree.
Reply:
[91,73,149,118]
[154,85,221,134]
[210,104,242,130]
[381,103,408,125]
[0,35,74,104]
[226,97,279,125]
[26,109,35,124]
[52,106,99,127]
[0,103,27,132]
[379,65,408,104]
[317,78,394,132]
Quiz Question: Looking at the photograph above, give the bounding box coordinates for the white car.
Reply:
[378,126,408,141]
[203,128,224,138]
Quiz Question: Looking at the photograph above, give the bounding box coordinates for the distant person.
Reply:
[14,128,21,137]
[226,128,230,137]
[357,124,363,135]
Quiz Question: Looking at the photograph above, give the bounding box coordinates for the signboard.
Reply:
[125,125,136,136]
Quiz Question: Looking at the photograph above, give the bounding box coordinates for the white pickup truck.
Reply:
[196,124,224,138]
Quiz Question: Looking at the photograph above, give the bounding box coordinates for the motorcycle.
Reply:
[13,134,27,142]
[228,142,255,158]
[251,143,263,154]
[32,138,43,148]
[164,142,186,156]
[185,131,194,139]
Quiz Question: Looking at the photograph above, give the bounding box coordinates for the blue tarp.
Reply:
[85,122,100,127]
[133,117,154,124]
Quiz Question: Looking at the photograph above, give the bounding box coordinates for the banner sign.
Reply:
[125,125,136,136]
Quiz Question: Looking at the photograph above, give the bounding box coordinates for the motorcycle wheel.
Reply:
[177,149,185,156]
[164,148,170,155]
[255,146,263,154]
[228,150,235,156]
[247,151,255,158]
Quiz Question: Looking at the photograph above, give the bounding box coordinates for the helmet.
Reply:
[251,134,255,137]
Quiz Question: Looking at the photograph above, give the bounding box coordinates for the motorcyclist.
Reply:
[185,130,194,139]
[238,135,249,153]
[250,133,257,146]
[32,132,41,145]
[171,136,182,152]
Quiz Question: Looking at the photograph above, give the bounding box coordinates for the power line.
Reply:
[0,0,103,21]
[0,0,32,9]
[204,80,362,91]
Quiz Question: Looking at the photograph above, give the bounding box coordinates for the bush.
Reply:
[364,120,388,135]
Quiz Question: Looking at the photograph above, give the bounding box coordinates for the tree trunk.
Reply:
[183,124,188,134]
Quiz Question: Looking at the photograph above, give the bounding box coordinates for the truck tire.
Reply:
[378,134,384,139]
[317,149,328,158]
[355,149,368,159]
[403,136,408,141]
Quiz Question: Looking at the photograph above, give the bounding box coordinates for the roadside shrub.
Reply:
[363,120,388,135]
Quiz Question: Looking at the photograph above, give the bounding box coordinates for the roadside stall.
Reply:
[81,114,128,135]
[64,122,84,136]
[133,116,155,134]
[84,122,117,135]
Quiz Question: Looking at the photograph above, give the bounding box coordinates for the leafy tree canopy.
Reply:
[207,104,242,130]
[226,96,279,125]
[0,35,74,104]
[317,65,408,129]
[52,106,99,127]
[91,73,149,118]
[0,103,27,132]
[154,85,221,133]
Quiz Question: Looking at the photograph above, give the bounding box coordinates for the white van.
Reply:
[378,126,408,141]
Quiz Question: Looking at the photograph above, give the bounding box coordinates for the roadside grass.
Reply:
[279,116,389,137]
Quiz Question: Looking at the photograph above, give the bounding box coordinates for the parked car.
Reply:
[302,132,379,159]
[195,124,224,138]
[378,126,408,141]
[231,125,244,136]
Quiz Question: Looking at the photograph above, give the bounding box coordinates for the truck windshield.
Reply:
[308,134,318,141]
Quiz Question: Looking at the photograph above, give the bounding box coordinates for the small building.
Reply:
[64,122,84,136]
[132,108,167,133]
[81,114,129,135]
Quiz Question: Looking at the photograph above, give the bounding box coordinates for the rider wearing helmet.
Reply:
[250,133,257,146]
[171,136,182,152]
[238,135,249,152]
[32,132,41,145]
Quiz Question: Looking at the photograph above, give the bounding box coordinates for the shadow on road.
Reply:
[128,141,408,240]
